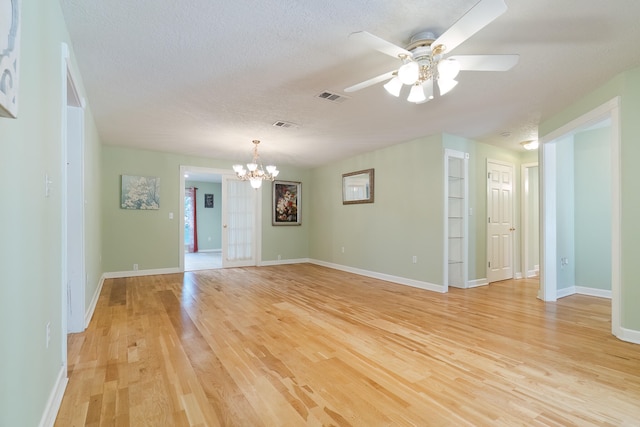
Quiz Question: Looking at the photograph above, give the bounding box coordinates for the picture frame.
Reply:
[204,193,214,208]
[121,175,160,210]
[273,180,301,226]
[342,168,374,204]
[0,0,21,118]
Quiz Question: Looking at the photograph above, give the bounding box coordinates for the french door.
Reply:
[222,176,259,268]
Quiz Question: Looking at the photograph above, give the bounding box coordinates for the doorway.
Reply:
[521,163,539,278]
[540,97,620,336]
[179,166,261,271]
[62,43,86,338]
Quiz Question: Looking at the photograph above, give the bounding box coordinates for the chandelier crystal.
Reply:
[232,140,279,189]
[384,45,460,104]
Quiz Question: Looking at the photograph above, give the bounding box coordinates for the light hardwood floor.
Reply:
[56,264,640,426]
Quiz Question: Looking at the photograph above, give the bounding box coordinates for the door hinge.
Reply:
[488,172,491,179]
[488,261,491,268]
[488,217,490,223]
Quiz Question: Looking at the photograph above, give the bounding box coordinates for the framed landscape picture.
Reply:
[273,180,301,225]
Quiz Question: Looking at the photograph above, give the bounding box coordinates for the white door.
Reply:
[222,176,258,268]
[66,105,85,332]
[487,160,514,283]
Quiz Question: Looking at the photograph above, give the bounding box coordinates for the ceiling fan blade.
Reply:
[349,31,412,59]
[345,70,395,93]
[449,54,519,71]
[433,0,507,54]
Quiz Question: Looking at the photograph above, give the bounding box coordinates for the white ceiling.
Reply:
[59,0,640,168]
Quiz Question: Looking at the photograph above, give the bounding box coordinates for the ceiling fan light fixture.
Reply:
[383,76,403,97]
[437,59,461,81]
[415,79,434,104]
[521,140,539,150]
[407,83,426,103]
[398,61,419,85]
[438,78,458,96]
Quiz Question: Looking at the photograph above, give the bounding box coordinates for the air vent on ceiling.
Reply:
[316,91,348,103]
[272,120,298,129]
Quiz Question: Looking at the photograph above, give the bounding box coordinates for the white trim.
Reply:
[575,286,612,299]
[103,267,181,279]
[85,275,105,328]
[515,272,523,279]
[557,286,613,300]
[609,100,622,339]
[556,286,576,299]
[467,278,488,288]
[309,259,445,293]
[38,365,68,427]
[618,327,640,345]
[260,258,310,266]
[521,162,539,285]
[540,140,557,301]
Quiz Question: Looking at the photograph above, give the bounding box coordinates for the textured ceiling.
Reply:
[59,0,640,167]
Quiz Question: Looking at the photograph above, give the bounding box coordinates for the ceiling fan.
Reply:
[344,0,519,104]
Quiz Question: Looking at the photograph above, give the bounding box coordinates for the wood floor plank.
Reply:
[56,264,640,426]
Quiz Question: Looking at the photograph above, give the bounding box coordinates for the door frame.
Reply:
[539,97,620,337]
[486,158,515,283]
[179,166,263,271]
[61,42,86,342]
[521,162,539,278]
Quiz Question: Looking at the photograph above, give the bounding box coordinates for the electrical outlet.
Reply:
[412,256,417,264]
[277,254,281,260]
[133,263,139,271]
[341,247,345,253]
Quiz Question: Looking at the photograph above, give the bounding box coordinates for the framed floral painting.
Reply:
[273,180,301,225]
[0,0,21,118]
[121,175,160,210]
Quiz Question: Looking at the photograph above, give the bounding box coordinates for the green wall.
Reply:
[309,134,445,284]
[102,146,311,271]
[575,127,611,290]
[555,136,576,290]
[0,0,103,425]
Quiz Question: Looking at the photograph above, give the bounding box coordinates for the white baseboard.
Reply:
[617,326,640,345]
[260,258,310,267]
[467,278,488,288]
[309,259,445,293]
[38,365,68,427]
[556,286,576,299]
[85,274,105,328]
[515,272,523,279]
[575,286,612,299]
[195,249,221,253]
[557,285,613,300]
[526,268,540,278]
[103,267,181,279]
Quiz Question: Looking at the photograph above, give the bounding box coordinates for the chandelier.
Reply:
[521,140,539,150]
[383,40,460,104]
[232,140,279,189]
